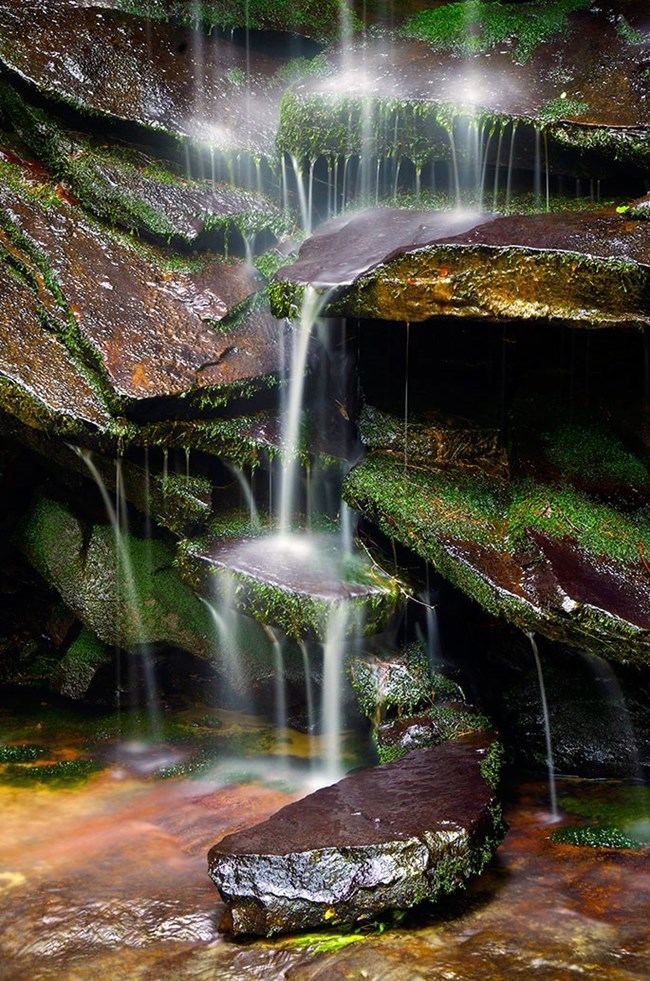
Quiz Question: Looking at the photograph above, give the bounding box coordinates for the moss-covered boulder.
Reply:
[273,207,650,329]
[0,166,288,414]
[343,453,650,666]
[348,641,433,724]
[50,627,113,700]
[359,404,508,477]
[177,513,401,641]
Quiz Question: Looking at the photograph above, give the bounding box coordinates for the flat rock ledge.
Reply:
[208,734,504,936]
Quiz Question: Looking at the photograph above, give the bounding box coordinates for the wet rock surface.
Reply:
[0,174,288,410]
[208,733,504,936]
[344,453,650,665]
[280,2,649,168]
[0,1,290,156]
[179,527,401,641]
[0,268,110,437]
[273,206,650,328]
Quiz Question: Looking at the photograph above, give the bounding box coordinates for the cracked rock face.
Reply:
[208,733,504,935]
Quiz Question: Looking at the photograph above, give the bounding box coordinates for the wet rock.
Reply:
[0,86,290,246]
[359,404,508,477]
[273,207,650,329]
[0,1,291,157]
[0,264,111,439]
[108,0,345,44]
[208,733,505,936]
[178,518,401,641]
[348,641,433,723]
[343,453,650,666]
[629,193,650,219]
[376,705,493,765]
[500,648,650,779]
[278,3,649,172]
[17,494,306,695]
[50,627,113,700]
[0,169,288,412]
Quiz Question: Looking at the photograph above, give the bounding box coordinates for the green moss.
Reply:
[479,739,505,792]
[539,97,589,124]
[0,743,48,763]
[0,759,104,788]
[343,453,650,663]
[53,627,112,700]
[550,825,645,849]
[115,1,354,42]
[401,1,591,65]
[558,785,650,832]
[543,423,649,491]
[349,641,433,722]
[616,17,646,46]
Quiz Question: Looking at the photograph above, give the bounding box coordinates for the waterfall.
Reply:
[526,631,558,821]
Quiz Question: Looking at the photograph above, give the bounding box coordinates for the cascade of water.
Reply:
[73,447,162,742]
[526,631,558,820]
[200,574,248,704]
[263,624,288,760]
[505,121,518,210]
[299,640,316,758]
[228,463,260,530]
[290,153,311,233]
[321,603,353,781]
[278,285,331,532]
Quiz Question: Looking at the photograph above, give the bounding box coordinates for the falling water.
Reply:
[228,463,260,530]
[299,640,316,761]
[72,447,162,743]
[263,624,288,760]
[278,285,330,532]
[404,321,410,473]
[527,631,558,820]
[321,603,353,781]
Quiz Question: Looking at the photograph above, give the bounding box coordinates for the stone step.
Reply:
[271,206,650,329]
[177,515,401,641]
[208,733,505,936]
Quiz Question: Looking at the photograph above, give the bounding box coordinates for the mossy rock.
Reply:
[114,0,349,43]
[0,83,291,247]
[50,627,113,700]
[550,824,646,850]
[177,514,402,641]
[348,641,433,724]
[375,704,494,765]
[343,453,650,665]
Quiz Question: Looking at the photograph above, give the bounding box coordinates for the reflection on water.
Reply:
[0,698,648,980]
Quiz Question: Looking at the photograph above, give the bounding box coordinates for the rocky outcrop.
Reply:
[0,1,291,157]
[177,515,401,641]
[343,453,650,666]
[0,163,290,415]
[278,2,649,172]
[208,733,505,936]
[0,86,290,247]
[272,207,650,328]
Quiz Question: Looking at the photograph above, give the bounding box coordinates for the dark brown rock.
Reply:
[0,1,289,156]
[0,268,110,437]
[0,178,289,410]
[208,734,505,936]
[273,207,650,329]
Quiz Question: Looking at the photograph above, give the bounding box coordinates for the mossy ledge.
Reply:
[343,453,650,665]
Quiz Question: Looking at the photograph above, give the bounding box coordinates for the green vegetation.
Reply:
[550,825,645,850]
[349,642,433,723]
[543,423,649,491]
[616,17,646,46]
[479,739,505,791]
[401,1,591,65]
[0,743,48,763]
[115,0,353,43]
[0,759,104,788]
[539,97,589,124]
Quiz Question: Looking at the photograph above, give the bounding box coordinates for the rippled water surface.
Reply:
[0,697,648,980]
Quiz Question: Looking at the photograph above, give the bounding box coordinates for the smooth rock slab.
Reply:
[0,176,288,410]
[0,1,289,156]
[273,207,650,329]
[208,734,504,936]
